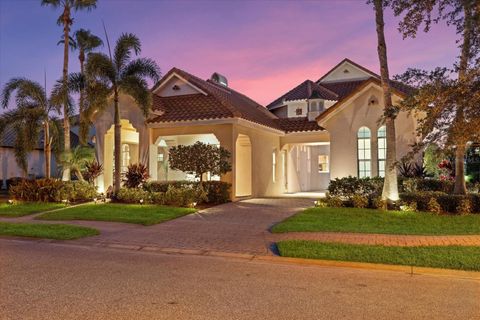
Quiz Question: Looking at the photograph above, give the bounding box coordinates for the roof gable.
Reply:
[317,58,378,83]
[153,72,207,97]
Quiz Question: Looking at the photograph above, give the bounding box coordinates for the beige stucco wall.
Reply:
[320,85,417,179]
[320,61,371,83]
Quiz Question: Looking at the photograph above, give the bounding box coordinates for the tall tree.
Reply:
[390,0,480,194]
[372,0,400,201]
[59,145,95,181]
[59,28,103,145]
[41,0,97,180]
[85,33,160,193]
[0,78,63,178]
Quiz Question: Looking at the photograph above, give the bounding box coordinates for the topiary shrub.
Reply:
[144,180,231,204]
[328,176,383,200]
[371,196,387,210]
[123,163,150,189]
[57,181,98,202]
[352,195,368,208]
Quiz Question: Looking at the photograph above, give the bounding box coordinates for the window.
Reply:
[377,126,387,177]
[121,144,130,173]
[295,108,303,115]
[272,150,277,183]
[357,127,371,178]
[318,155,329,172]
[310,101,318,111]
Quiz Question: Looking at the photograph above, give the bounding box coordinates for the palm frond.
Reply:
[1,78,47,110]
[114,33,141,70]
[57,34,77,50]
[120,75,152,116]
[122,58,160,83]
[50,78,76,115]
[86,52,116,83]
[74,28,103,52]
[40,0,61,8]
[72,0,97,11]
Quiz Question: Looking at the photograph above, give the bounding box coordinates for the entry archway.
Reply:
[235,134,252,197]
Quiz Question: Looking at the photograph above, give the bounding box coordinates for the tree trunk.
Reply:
[44,121,51,179]
[79,50,87,146]
[61,6,71,181]
[113,88,121,194]
[452,0,472,195]
[374,0,399,202]
[453,145,467,194]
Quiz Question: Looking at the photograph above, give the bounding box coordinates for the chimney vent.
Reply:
[210,72,228,87]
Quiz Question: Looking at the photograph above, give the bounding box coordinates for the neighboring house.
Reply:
[92,58,419,199]
[0,125,83,189]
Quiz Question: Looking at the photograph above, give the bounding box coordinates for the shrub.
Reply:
[116,188,150,204]
[325,196,343,208]
[427,198,442,214]
[401,201,417,212]
[456,199,472,215]
[144,181,194,193]
[314,199,328,208]
[399,191,446,211]
[371,197,387,210]
[352,195,368,208]
[9,179,97,203]
[123,163,150,188]
[150,192,165,205]
[328,176,383,200]
[144,180,231,204]
[57,181,98,202]
[83,161,103,185]
[5,177,26,190]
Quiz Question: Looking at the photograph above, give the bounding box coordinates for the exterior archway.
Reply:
[235,134,252,197]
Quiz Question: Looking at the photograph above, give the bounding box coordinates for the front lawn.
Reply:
[0,222,99,240]
[0,202,65,217]
[277,240,480,271]
[37,203,197,226]
[272,207,480,235]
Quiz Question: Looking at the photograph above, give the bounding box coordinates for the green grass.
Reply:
[277,240,480,271]
[272,207,480,235]
[0,222,99,240]
[0,202,65,217]
[37,203,197,226]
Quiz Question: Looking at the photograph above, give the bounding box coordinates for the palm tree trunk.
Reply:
[374,0,399,202]
[44,121,51,179]
[452,0,472,195]
[79,50,87,146]
[61,6,71,181]
[114,88,121,193]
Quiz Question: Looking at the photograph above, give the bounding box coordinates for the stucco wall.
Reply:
[320,85,417,179]
[156,76,201,97]
[320,61,371,83]
[287,144,330,192]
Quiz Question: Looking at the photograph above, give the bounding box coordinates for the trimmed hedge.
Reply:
[399,191,480,214]
[116,185,207,207]
[9,179,98,203]
[144,180,231,204]
[327,176,384,199]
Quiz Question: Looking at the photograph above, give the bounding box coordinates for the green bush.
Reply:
[328,176,383,200]
[57,181,98,202]
[371,197,387,210]
[144,180,231,204]
[352,195,369,208]
[456,199,472,215]
[116,188,150,204]
[9,179,97,203]
[400,192,480,214]
[325,196,344,208]
[399,191,445,211]
[427,198,442,214]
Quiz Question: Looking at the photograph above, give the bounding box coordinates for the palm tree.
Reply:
[373,0,399,202]
[85,33,160,193]
[59,145,95,181]
[41,0,97,180]
[59,28,103,145]
[0,78,62,178]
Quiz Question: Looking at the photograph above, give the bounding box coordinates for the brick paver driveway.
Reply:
[70,198,313,255]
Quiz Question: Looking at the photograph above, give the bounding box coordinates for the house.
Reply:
[0,124,84,188]
[91,58,419,199]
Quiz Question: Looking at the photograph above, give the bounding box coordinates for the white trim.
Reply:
[284,130,326,137]
[153,72,208,96]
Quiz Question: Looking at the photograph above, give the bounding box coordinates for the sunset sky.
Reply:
[1,0,460,107]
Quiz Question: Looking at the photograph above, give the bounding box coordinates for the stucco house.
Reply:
[92,58,418,199]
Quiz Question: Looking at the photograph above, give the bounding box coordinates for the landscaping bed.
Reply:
[37,203,196,226]
[272,207,480,235]
[0,222,99,240]
[0,202,65,217]
[276,240,480,271]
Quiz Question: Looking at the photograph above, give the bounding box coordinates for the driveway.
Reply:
[56,198,313,255]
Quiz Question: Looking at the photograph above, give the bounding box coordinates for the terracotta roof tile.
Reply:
[276,117,324,133]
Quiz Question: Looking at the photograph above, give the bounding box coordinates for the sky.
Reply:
[0,0,460,108]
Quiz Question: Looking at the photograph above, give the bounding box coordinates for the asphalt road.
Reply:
[1,240,479,320]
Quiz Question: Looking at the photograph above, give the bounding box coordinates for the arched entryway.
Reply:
[235,134,252,197]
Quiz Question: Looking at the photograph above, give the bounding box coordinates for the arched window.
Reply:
[357,127,371,178]
[121,144,130,173]
[377,126,387,177]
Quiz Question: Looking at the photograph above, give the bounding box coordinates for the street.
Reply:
[1,240,479,320]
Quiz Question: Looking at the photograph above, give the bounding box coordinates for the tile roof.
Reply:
[266,80,338,110]
[149,68,283,131]
[276,117,324,133]
[321,78,414,98]
[0,124,82,149]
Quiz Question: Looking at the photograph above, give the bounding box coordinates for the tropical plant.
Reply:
[371,0,399,202]
[41,0,97,180]
[168,142,232,182]
[59,28,103,145]
[0,78,64,178]
[390,0,480,194]
[85,33,160,193]
[82,160,103,185]
[59,146,95,181]
[123,163,150,188]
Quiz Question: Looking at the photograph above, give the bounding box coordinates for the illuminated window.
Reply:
[121,144,130,173]
[272,150,277,183]
[377,126,387,177]
[318,155,329,172]
[357,127,371,178]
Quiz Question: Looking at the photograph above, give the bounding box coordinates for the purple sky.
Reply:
[1,0,460,107]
